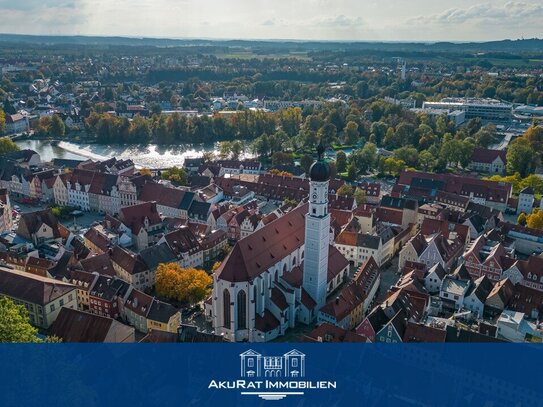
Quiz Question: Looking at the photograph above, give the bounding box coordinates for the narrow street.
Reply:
[375,255,401,304]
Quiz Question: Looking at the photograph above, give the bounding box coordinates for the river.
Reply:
[15,140,254,168]
[15,139,351,168]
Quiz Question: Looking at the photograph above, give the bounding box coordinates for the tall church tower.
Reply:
[303,142,331,312]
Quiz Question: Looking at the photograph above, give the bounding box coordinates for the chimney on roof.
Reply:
[335,297,340,305]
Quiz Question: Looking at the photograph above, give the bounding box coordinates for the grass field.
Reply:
[214,50,312,60]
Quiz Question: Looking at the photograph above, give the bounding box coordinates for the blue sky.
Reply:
[0,0,542,41]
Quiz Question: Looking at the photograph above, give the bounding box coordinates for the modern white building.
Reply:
[423,98,512,124]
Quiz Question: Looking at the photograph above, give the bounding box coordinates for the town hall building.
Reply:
[208,143,349,342]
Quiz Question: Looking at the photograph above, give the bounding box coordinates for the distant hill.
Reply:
[0,33,541,53]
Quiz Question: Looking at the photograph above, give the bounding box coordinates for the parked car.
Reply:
[71,210,84,217]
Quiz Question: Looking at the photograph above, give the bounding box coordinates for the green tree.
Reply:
[278,107,302,137]
[337,184,354,197]
[0,137,20,155]
[0,108,5,135]
[507,138,539,177]
[524,125,543,160]
[2,99,15,115]
[271,152,294,166]
[440,139,473,168]
[336,150,347,173]
[230,140,243,160]
[283,197,300,208]
[518,212,527,226]
[349,142,377,174]
[317,123,337,145]
[383,157,406,177]
[300,154,313,174]
[370,121,387,145]
[343,121,359,145]
[129,116,151,143]
[149,102,162,116]
[474,124,497,148]
[347,163,358,181]
[0,297,39,342]
[393,146,419,168]
[354,188,366,205]
[219,141,232,159]
[50,114,66,138]
[252,134,270,158]
[419,150,437,171]
[161,166,188,186]
[520,174,543,195]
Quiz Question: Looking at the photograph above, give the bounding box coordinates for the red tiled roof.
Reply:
[124,288,153,316]
[163,226,201,256]
[80,253,116,276]
[139,182,193,210]
[353,256,380,296]
[330,209,353,229]
[327,245,349,281]
[271,287,289,311]
[216,203,307,282]
[375,206,403,225]
[319,283,365,322]
[305,323,368,342]
[403,321,446,342]
[281,266,303,288]
[420,218,449,237]
[471,148,506,165]
[509,284,543,317]
[83,227,110,252]
[254,309,280,332]
[119,202,162,234]
[110,246,148,275]
[301,288,317,310]
[399,171,511,205]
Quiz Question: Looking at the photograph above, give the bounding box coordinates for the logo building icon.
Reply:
[240,349,305,378]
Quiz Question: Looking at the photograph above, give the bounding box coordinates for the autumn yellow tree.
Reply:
[518,212,527,226]
[211,261,221,273]
[139,167,153,176]
[526,209,543,231]
[155,263,212,304]
[268,169,293,177]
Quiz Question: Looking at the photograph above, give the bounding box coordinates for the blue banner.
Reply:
[1,344,542,406]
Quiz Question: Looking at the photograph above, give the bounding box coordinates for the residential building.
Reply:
[0,267,77,328]
[517,187,535,215]
[146,300,181,333]
[17,208,61,246]
[469,148,506,174]
[51,308,135,343]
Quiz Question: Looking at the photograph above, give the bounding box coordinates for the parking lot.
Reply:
[11,199,105,232]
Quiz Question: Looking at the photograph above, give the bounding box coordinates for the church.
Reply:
[208,143,350,342]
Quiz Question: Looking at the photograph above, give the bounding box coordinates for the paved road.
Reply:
[375,255,401,304]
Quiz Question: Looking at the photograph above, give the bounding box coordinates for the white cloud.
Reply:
[314,15,364,28]
[0,0,541,41]
[411,2,543,26]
